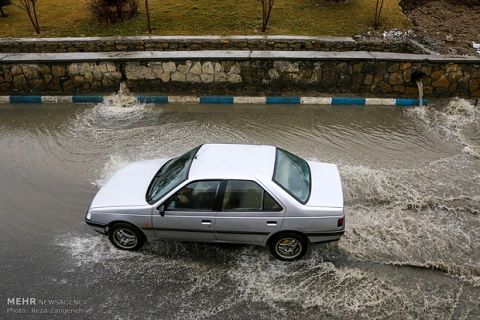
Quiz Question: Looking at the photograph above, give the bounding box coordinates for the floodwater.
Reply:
[0,98,479,319]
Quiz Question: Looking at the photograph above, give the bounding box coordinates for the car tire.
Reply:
[108,223,145,251]
[269,232,308,261]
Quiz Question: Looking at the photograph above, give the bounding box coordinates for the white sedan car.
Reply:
[85,144,344,260]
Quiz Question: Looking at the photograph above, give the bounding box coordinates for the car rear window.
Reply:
[272,148,311,204]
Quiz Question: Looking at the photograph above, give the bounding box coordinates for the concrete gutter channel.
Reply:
[0,36,479,101]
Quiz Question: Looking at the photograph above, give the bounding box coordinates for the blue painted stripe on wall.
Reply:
[137,96,168,104]
[395,98,423,106]
[72,96,104,103]
[10,96,42,104]
[200,96,234,104]
[266,97,301,104]
[332,97,366,105]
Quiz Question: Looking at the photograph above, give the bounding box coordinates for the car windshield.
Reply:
[146,146,200,204]
[273,148,311,204]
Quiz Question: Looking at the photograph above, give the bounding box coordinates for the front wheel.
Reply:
[108,223,145,251]
[269,232,308,261]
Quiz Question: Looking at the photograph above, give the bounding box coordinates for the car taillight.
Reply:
[337,217,344,227]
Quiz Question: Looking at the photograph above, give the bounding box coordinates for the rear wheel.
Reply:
[108,223,145,251]
[269,232,308,261]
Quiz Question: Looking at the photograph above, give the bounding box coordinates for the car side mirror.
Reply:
[157,205,165,217]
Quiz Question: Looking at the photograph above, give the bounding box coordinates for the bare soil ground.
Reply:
[406,1,480,55]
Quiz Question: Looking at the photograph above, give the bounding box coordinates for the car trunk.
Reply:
[305,161,344,208]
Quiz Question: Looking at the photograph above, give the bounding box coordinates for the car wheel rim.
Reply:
[275,238,302,259]
[112,228,138,249]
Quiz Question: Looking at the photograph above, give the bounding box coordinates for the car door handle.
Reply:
[266,221,277,226]
[201,220,212,225]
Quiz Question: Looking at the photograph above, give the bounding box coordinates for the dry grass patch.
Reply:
[0,0,411,37]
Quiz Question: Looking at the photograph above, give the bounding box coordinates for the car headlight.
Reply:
[86,209,92,220]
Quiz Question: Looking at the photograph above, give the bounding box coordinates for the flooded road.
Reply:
[0,99,479,319]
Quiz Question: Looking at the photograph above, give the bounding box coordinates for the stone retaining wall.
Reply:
[0,36,425,54]
[0,51,479,98]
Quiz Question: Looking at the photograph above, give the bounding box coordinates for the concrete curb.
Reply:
[0,95,427,106]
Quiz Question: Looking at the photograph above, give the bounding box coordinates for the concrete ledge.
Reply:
[0,95,427,106]
[0,35,357,43]
[1,50,479,63]
[0,51,254,62]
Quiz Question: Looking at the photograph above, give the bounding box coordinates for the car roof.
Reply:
[188,144,277,181]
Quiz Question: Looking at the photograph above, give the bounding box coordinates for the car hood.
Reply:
[90,159,169,209]
[306,161,344,208]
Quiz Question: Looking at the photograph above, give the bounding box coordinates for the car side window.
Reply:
[165,180,221,211]
[263,191,282,211]
[222,180,282,212]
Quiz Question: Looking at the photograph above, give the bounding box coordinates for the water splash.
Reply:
[53,235,400,318]
[407,98,480,158]
[229,253,399,316]
[338,205,480,287]
[101,82,139,108]
[79,82,148,129]
[337,157,480,286]
[56,227,479,318]
[56,234,233,267]
[340,157,480,212]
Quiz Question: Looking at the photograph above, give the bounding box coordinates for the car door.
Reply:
[151,180,222,242]
[215,179,285,245]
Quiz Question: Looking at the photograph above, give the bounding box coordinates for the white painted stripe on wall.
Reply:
[42,96,59,103]
[44,95,73,103]
[300,97,332,105]
[365,98,396,105]
[233,96,267,104]
[0,96,10,103]
[168,96,200,104]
